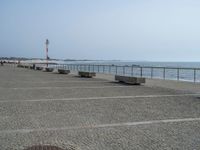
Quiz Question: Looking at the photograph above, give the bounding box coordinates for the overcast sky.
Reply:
[0,0,200,61]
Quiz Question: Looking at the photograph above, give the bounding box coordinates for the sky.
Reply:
[0,0,200,61]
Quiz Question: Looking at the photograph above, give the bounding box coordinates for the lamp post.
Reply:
[45,39,49,67]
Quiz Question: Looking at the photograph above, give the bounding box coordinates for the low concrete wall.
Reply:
[78,71,96,78]
[45,67,54,72]
[115,75,145,85]
[17,64,24,68]
[36,66,43,71]
[58,69,70,74]
[24,65,29,68]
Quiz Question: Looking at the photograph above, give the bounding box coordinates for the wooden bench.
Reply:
[78,71,96,78]
[45,67,54,72]
[58,69,70,74]
[115,75,145,85]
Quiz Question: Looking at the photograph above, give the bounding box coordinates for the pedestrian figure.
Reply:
[1,61,3,66]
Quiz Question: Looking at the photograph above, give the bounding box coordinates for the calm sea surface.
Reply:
[60,60,200,67]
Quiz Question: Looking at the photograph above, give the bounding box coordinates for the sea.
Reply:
[62,60,200,68]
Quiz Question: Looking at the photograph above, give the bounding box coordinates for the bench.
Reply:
[45,67,54,72]
[78,71,96,78]
[115,75,145,85]
[58,69,70,74]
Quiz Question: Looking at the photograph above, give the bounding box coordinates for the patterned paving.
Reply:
[0,65,200,150]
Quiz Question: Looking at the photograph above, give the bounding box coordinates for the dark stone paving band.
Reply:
[24,145,76,150]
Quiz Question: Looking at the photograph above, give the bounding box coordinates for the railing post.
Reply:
[123,66,125,75]
[177,68,180,81]
[103,65,105,73]
[93,65,94,72]
[116,66,118,75]
[131,66,133,76]
[98,65,99,72]
[151,67,153,79]
[109,65,111,74]
[140,67,143,77]
[163,68,166,79]
[89,65,90,72]
[194,69,196,83]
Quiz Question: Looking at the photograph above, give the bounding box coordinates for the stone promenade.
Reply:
[1,65,200,150]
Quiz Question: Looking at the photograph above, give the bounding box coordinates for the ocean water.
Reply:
[59,60,199,67]
[58,61,200,82]
[67,61,200,68]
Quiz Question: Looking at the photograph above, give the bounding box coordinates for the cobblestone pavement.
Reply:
[1,65,200,150]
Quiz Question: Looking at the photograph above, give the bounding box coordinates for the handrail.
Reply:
[65,64,200,70]
[52,64,200,83]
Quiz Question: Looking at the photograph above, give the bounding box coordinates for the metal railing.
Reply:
[51,64,200,83]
